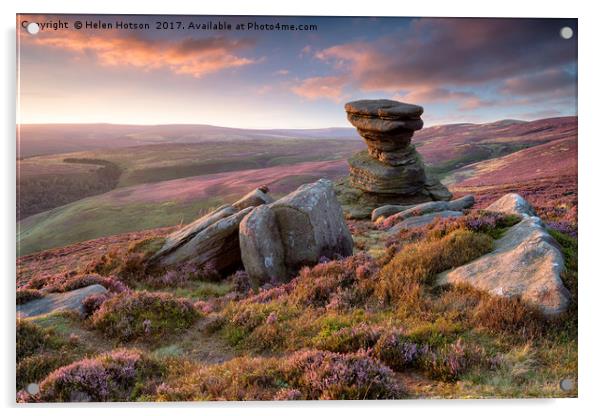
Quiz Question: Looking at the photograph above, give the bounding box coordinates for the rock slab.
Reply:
[150,187,272,274]
[437,194,570,316]
[240,179,354,286]
[17,284,108,318]
[381,195,475,227]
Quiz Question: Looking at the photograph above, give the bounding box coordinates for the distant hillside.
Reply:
[17,124,357,158]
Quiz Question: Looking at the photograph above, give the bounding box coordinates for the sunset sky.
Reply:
[17,14,577,128]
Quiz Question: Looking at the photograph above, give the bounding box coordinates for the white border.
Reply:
[2,0,601,415]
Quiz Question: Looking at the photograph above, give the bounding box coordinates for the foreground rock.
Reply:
[17,284,107,318]
[339,99,451,219]
[389,211,464,233]
[380,195,475,227]
[150,187,272,273]
[437,194,570,316]
[240,179,353,286]
[485,193,535,217]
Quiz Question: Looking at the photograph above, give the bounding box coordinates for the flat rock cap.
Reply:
[345,99,423,119]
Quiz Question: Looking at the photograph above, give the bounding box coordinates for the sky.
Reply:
[17,14,577,128]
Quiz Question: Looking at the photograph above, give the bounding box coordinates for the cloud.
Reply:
[312,18,576,111]
[27,30,258,78]
[274,69,290,76]
[291,76,347,102]
[501,68,576,96]
[316,19,576,91]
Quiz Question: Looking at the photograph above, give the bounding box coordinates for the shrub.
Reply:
[56,274,127,293]
[156,349,403,401]
[373,329,421,371]
[82,292,111,318]
[16,289,44,305]
[472,295,543,338]
[16,320,62,362]
[312,322,383,353]
[35,349,163,402]
[377,229,493,304]
[90,291,199,342]
[17,352,71,390]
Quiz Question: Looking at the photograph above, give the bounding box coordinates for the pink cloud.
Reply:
[26,29,257,78]
[291,76,347,102]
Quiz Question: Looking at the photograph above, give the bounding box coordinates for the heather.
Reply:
[26,349,164,402]
[16,191,578,400]
[90,291,200,342]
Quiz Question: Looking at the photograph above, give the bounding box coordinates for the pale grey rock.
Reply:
[389,210,464,233]
[233,187,274,211]
[371,204,417,222]
[486,193,536,217]
[382,195,475,227]
[240,179,353,284]
[158,207,253,273]
[17,284,108,318]
[437,216,570,316]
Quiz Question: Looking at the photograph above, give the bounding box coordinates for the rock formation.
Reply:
[149,187,273,273]
[17,284,108,318]
[335,99,452,219]
[240,179,354,286]
[437,193,570,316]
[380,195,475,227]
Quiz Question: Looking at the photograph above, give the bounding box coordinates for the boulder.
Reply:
[389,211,464,233]
[17,284,108,318]
[437,215,570,316]
[348,150,426,194]
[240,179,354,285]
[150,186,273,274]
[371,204,417,222]
[382,195,475,227]
[486,193,536,217]
[233,187,274,210]
[158,207,253,272]
[239,205,286,286]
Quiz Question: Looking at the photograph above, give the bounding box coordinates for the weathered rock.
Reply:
[382,195,475,227]
[349,150,426,194]
[153,204,237,260]
[340,99,452,218]
[17,284,108,318]
[486,193,535,217]
[239,205,286,286]
[371,204,417,222]
[389,211,464,233]
[240,179,354,285]
[150,186,274,273]
[233,187,274,211]
[437,216,570,316]
[334,177,436,220]
[158,207,254,273]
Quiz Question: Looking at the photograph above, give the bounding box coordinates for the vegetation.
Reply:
[90,291,200,342]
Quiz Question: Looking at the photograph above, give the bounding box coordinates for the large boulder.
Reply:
[381,195,475,227]
[240,179,354,285]
[156,207,253,272]
[437,195,570,316]
[485,193,535,217]
[17,284,108,318]
[150,187,272,274]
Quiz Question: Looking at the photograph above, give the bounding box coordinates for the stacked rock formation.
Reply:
[336,99,452,219]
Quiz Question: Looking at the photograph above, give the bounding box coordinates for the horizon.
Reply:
[17,15,577,128]
[16,114,576,130]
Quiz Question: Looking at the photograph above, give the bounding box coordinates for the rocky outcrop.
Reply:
[17,284,108,318]
[437,194,570,316]
[371,203,417,222]
[389,211,464,232]
[150,187,272,273]
[380,195,475,227]
[485,193,535,217]
[240,179,354,286]
[338,99,452,219]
